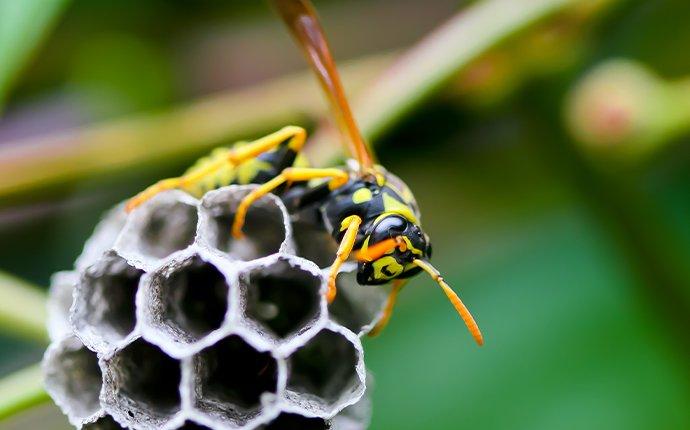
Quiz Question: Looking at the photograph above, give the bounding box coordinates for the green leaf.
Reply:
[0,363,49,422]
[0,0,70,108]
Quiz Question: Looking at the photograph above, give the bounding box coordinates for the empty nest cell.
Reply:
[291,220,337,269]
[144,255,230,345]
[102,339,182,425]
[46,183,374,430]
[198,187,287,260]
[193,335,278,425]
[72,254,143,349]
[260,412,330,430]
[241,258,322,339]
[117,192,197,263]
[43,337,102,422]
[287,329,360,406]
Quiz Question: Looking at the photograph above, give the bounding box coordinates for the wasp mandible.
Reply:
[126,0,483,345]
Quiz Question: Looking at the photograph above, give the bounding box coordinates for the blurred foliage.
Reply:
[1,0,690,429]
[0,364,47,421]
[566,59,690,160]
[0,0,69,108]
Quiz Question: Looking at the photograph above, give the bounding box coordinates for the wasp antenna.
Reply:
[413,259,484,346]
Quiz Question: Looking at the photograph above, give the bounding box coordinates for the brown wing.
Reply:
[271,0,376,171]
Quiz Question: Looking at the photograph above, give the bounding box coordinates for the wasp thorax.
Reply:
[44,185,386,430]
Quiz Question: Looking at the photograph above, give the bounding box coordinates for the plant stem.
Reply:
[0,54,392,200]
[0,363,49,421]
[362,0,573,139]
[0,271,48,343]
[306,0,582,163]
[0,0,594,199]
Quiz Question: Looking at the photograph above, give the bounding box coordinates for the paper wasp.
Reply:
[126,0,483,345]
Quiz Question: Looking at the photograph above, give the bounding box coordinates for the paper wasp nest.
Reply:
[44,186,386,430]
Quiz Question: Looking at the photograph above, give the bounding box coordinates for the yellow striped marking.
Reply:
[382,193,419,224]
[352,188,373,204]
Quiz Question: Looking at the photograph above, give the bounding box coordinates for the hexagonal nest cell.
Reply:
[287,329,361,407]
[260,412,331,430]
[198,187,288,260]
[43,337,103,423]
[192,335,279,426]
[102,339,182,427]
[117,192,198,264]
[143,255,230,345]
[46,184,375,430]
[241,258,322,340]
[72,254,144,351]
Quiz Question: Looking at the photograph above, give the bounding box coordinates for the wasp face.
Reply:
[356,215,432,285]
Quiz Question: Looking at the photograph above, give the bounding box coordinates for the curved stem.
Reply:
[0,363,49,422]
[0,271,48,343]
[0,0,603,198]
[0,54,391,200]
[307,0,586,162]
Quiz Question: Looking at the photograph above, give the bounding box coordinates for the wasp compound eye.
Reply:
[369,215,408,243]
[45,185,381,429]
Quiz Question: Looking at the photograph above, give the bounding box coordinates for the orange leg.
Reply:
[125,126,306,212]
[326,215,362,303]
[368,279,407,337]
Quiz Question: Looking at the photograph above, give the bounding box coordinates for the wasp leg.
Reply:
[327,214,362,303]
[125,126,306,212]
[126,178,186,212]
[231,167,349,238]
[368,279,407,337]
[226,125,306,165]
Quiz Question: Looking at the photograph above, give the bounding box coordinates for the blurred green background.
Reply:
[1,0,690,429]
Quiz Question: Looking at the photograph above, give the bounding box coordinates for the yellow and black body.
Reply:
[284,165,431,285]
[181,130,308,199]
[127,0,484,345]
[131,124,431,287]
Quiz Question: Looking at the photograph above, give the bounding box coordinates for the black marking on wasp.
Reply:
[127,0,482,345]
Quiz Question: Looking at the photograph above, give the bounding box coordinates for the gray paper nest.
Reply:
[43,185,387,430]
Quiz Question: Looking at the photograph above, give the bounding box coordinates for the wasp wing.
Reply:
[272,0,376,171]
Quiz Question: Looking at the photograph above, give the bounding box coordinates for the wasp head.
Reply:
[351,206,483,346]
[355,214,432,285]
